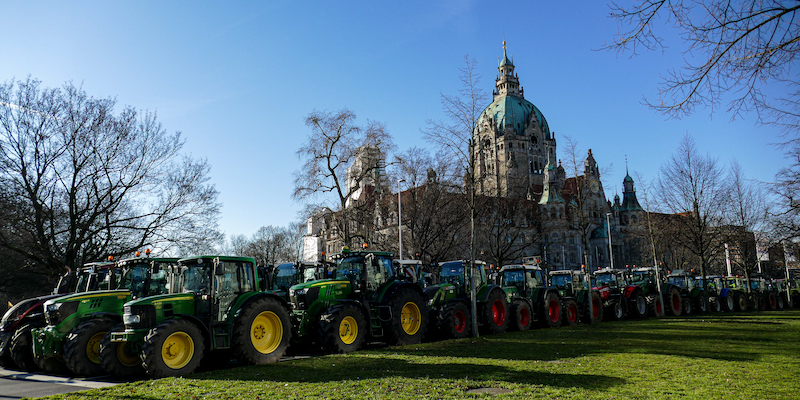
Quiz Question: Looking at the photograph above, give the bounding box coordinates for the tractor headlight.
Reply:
[123,314,140,324]
[44,301,79,325]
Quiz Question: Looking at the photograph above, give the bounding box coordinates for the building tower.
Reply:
[473,41,557,198]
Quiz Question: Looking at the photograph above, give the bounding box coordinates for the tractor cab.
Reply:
[593,268,628,290]
[550,270,586,296]
[499,264,545,297]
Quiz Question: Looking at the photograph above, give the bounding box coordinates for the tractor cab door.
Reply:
[365,254,392,294]
[212,259,253,322]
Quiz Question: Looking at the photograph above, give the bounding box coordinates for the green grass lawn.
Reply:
[41,310,800,399]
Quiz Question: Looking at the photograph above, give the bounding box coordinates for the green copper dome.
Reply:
[477,95,551,137]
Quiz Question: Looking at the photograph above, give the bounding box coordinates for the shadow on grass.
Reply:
[190,355,625,391]
[367,311,800,363]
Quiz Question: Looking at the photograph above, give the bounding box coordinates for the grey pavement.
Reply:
[0,367,119,399]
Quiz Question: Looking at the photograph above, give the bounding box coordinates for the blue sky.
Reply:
[0,1,787,239]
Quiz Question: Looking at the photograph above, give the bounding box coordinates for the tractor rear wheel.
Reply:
[541,291,561,328]
[319,304,366,354]
[630,292,648,319]
[666,287,682,316]
[64,318,116,376]
[99,323,143,377]
[141,319,205,378]
[384,288,426,346]
[562,300,579,326]
[647,295,664,317]
[232,297,291,364]
[481,289,508,335]
[777,295,785,310]
[9,324,41,372]
[437,301,471,339]
[510,300,532,331]
[735,292,748,312]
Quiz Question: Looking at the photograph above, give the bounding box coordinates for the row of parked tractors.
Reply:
[1,247,796,380]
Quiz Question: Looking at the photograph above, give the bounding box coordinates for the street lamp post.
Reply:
[606,212,614,270]
[398,179,405,260]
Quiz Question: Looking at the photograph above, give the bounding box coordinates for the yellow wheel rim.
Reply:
[161,331,194,370]
[85,332,106,365]
[400,302,421,335]
[339,316,358,345]
[116,342,140,367]
[250,311,283,354]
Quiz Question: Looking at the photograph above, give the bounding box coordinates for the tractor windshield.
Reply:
[273,263,298,291]
[667,276,687,288]
[550,274,572,289]
[181,264,211,294]
[502,270,525,286]
[120,263,150,297]
[439,262,466,289]
[631,270,654,285]
[335,256,365,281]
[595,273,617,287]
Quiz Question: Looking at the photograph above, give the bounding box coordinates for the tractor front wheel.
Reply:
[64,318,117,376]
[9,324,41,372]
[582,291,603,324]
[232,298,291,365]
[695,295,707,314]
[630,292,648,319]
[141,319,204,378]
[437,302,471,339]
[682,298,692,316]
[607,300,623,321]
[99,323,143,377]
[767,292,777,310]
[708,296,721,313]
[319,304,366,354]
[384,288,427,346]
[735,292,748,312]
[562,300,579,326]
[510,300,532,331]
[722,295,735,312]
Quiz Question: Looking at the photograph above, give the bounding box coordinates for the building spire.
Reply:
[495,40,520,99]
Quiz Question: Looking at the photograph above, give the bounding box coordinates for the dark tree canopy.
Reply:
[0,77,222,278]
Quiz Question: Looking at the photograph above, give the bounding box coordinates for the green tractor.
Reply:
[748,275,777,311]
[723,276,751,312]
[31,255,177,376]
[424,260,509,339]
[0,261,116,372]
[107,256,292,378]
[548,269,603,325]
[288,247,426,353]
[665,270,708,315]
[629,267,671,316]
[269,262,327,297]
[498,264,562,330]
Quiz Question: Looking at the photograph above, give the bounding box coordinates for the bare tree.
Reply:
[476,196,539,269]
[658,135,727,296]
[392,147,467,264]
[605,0,800,130]
[0,78,221,279]
[293,109,393,248]
[423,55,490,337]
[724,160,770,280]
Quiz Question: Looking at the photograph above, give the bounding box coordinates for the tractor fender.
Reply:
[478,285,505,303]
[623,285,641,299]
[534,287,560,304]
[379,281,424,305]
[720,288,731,298]
[690,288,704,298]
[167,314,212,348]
[232,292,292,320]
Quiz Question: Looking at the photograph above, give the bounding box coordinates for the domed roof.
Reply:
[477,95,551,137]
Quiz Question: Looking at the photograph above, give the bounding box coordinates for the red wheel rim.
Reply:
[656,298,663,314]
[770,297,776,309]
[548,299,560,322]
[672,294,681,312]
[593,298,601,318]
[568,304,578,323]
[519,307,530,327]
[492,300,506,326]
[454,310,466,333]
